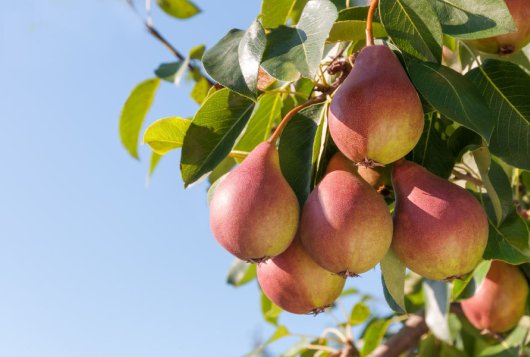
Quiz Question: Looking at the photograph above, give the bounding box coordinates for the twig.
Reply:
[126,0,214,85]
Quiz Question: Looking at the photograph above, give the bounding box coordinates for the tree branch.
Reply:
[126,0,214,85]
[367,314,428,357]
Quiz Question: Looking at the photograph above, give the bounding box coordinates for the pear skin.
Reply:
[209,142,299,262]
[461,261,529,333]
[257,238,345,314]
[467,0,530,55]
[299,153,393,276]
[328,45,424,165]
[391,160,489,280]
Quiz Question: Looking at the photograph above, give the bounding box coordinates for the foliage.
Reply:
[119,0,530,355]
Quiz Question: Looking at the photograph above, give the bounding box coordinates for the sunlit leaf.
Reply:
[156,0,200,19]
[143,117,191,155]
[119,78,160,159]
[226,259,257,287]
[380,248,407,313]
[180,89,255,186]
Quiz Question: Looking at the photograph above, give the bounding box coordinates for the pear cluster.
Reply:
[209,44,489,315]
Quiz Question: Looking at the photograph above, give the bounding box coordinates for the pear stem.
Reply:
[267,94,327,144]
[365,0,379,46]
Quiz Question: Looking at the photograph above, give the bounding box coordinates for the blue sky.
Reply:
[0,1,386,356]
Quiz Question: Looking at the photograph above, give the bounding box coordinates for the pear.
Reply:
[257,238,345,314]
[357,165,391,189]
[391,160,489,280]
[467,0,530,55]
[328,45,424,165]
[461,261,529,333]
[299,153,393,277]
[209,142,299,262]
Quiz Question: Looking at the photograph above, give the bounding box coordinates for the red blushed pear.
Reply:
[467,0,530,55]
[209,142,299,262]
[391,159,489,281]
[257,238,345,314]
[327,45,424,166]
[461,261,529,333]
[299,152,393,277]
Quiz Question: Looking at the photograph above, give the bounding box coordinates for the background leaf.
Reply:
[261,0,338,81]
[143,117,191,155]
[154,61,188,85]
[410,114,455,178]
[380,248,406,313]
[260,291,283,325]
[361,318,392,356]
[226,259,257,287]
[260,0,296,29]
[466,60,530,170]
[328,20,386,43]
[278,103,324,205]
[432,0,515,40]
[379,0,443,62]
[408,62,494,142]
[156,0,201,19]
[473,147,514,225]
[119,78,160,159]
[180,89,255,186]
[423,280,452,344]
[148,152,162,178]
[484,211,530,264]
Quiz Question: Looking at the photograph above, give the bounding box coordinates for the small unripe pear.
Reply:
[467,0,530,55]
[392,160,488,280]
[299,153,393,277]
[461,261,529,333]
[328,45,424,165]
[257,238,345,314]
[209,142,299,262]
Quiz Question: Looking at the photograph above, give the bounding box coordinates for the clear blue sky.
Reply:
[0,1,386,356]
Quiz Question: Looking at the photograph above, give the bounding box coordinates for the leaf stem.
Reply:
[365,0,379,46]
[267,95,327,144]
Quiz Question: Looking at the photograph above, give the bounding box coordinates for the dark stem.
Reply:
[126,0,214,85]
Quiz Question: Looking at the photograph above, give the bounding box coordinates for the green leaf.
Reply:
[190,77,211,105]
[119,78,160,159]
[361,318,392,356]
[484,211,530,265]
[452,260,491,300]
[278,103,324,205]
[180,89,255,186]
[328,20,386,43]
[208,156,236,186]
[202,30,255,99]
[261,0,338,81]
[260,291,283,325]
[189,44,205,60]
[156,0,200,19]
[155,61,188,85]
[238,20,267,98]
[408,62,494,143]
[234,93,283,153]
[350,302,370,325]
[380,248,407,313]
[466,60,530,170]
[143,117,191,155]
[379,0,443,62]
[148,151,162,178]
[260,0,296,28]
[226,259,257,287]
[473,147,514,225]
[432,0,515,40]
[246,324,289,357]
[410,113,455,179]
[423,279,452,344]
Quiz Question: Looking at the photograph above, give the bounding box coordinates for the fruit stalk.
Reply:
[365,0,379,46]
